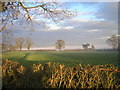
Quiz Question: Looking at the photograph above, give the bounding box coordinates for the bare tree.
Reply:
[1,1,76,52]
[1,1,76,32]
[55,40,65,51]
[1,43,8,51]
[1,1,76,51]
[82,43,90,49]
[25,38,33,50]
[91,45,95,49]
[106,35,119,50]
[2,29,12,51]
[118,36,120,50]
[15,37,25,50]
[8,44,17,51]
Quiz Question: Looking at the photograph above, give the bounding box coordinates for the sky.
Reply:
[5,2,118,49]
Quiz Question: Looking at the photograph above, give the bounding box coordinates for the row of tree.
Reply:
[2,39,95,51]
[55,40,95,51]
[2,37,33,51]
[0,1,75,51]
[1,35,119,51]
[55,34,120,51]
[81,35,120,50]
[1,2,119,51]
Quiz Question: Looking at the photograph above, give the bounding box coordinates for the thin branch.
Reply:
[19,2,48,9]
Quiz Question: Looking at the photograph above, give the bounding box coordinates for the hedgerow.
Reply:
[2,59,120,89]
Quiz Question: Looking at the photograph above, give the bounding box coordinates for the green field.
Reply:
[2,51,119,67]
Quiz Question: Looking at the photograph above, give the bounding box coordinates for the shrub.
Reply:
[2,59,120,89]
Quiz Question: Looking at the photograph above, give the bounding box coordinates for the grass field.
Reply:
[2,50,119,67]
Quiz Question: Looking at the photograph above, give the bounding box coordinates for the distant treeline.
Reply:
[4,48,119,52]
[96,49,119,51]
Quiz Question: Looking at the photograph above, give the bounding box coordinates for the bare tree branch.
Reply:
[0,1,76,32]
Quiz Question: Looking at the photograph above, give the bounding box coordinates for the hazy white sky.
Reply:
[6,2,118,49]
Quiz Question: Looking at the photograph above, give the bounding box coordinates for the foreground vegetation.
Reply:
[2,59,120,88]
[2,51,119,67]
[2,51,119,88]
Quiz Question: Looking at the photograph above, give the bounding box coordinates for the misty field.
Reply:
[2,51,119,67]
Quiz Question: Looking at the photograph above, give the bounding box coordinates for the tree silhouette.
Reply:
[15,37,25,50]
[25,38,33,50]
[82,43,90,49]
[106,35,119,50]
[91,45,95,49]
[55,40,65,51]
